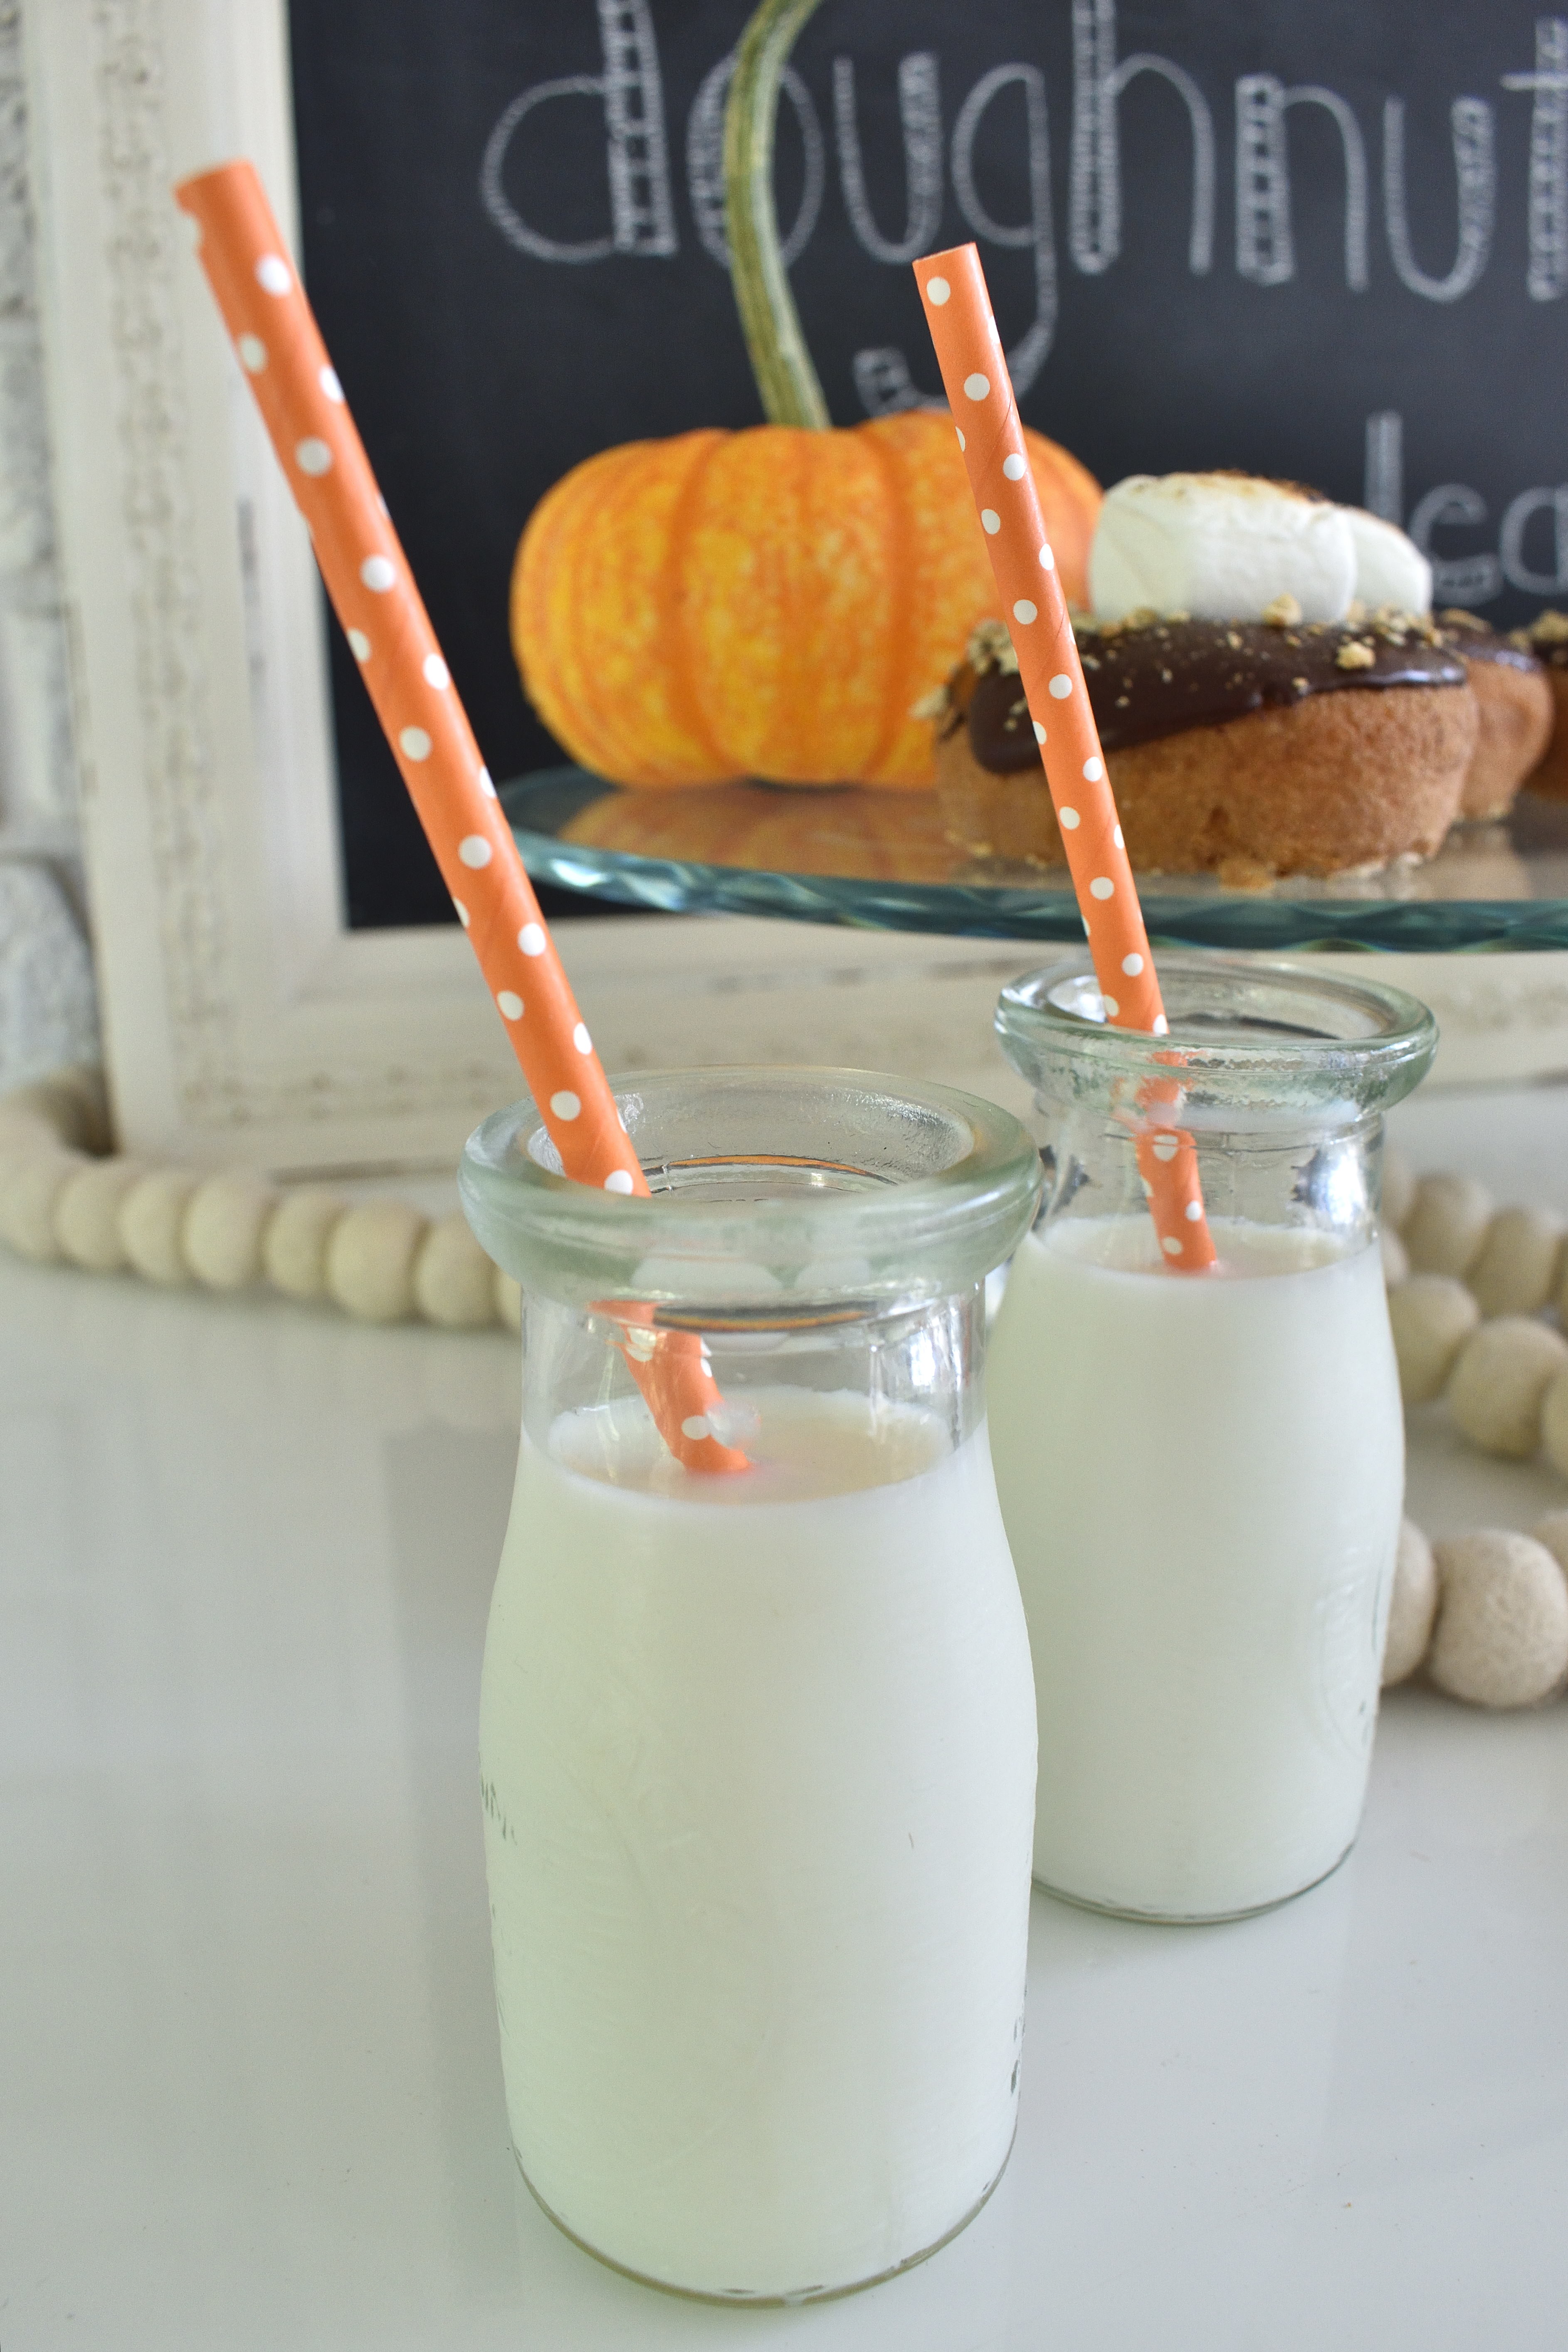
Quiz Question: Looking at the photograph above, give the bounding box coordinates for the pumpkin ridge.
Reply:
[661,432,740,780]
[550,456,639,781]
[861,420,918,783]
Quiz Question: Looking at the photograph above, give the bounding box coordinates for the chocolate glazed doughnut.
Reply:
[1435,611,1553,818]
[933,614,1475,882]
[1512,611,1568,800]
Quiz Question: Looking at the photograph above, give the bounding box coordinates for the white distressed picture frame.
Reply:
[21,0,1037,1177]
[23,0,1568,1171]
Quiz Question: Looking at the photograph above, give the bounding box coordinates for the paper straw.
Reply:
[914,243,1216,1272]
[175,160,746,1466]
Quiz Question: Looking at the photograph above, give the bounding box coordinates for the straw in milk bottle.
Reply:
[180,170,1043,2304]
[916,246,1423,1925]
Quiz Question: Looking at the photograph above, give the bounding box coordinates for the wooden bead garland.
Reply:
[0,1064,520,1333]
[1383,1146,1568,1476]
[3,1069,1566,1708]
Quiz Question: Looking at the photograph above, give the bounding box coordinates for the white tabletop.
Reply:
[4,1081,1567,2350]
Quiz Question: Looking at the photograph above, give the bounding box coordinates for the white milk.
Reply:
[988,1219,1402,1920]
[479,1388,1035,2300]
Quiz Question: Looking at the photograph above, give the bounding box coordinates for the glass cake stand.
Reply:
[502,768,1568,952]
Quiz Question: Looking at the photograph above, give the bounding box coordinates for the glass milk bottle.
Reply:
[988,954,1436,1923]
[459,1068,1043,2303]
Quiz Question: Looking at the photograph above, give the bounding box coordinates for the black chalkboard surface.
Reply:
[289,0,1568,928]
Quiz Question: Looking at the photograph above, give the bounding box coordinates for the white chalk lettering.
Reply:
[1070,0,1215,277]
[1383,95,1495,301]
[1235,77,1368,290]
[1364,410,1404,521]
[1500,484,1568,590]
[952,63,1058,397]
[1409,482,1504,602]
[834,53,944,264]
[851,348,945,415]
[480,0,677,263]
[1501,16,1568,300]
[686,53,824,269]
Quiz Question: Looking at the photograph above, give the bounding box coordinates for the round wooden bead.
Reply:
[54,1158,144,1272]
[1429,1530,1568,1708]
[494,1267,522,1334]
[119,1170,201,1285]
[1387,1274,1480,1404]
[1466,1204,1566,1320]
[0,1149,88,1261]
[1380,1224,1409,1286]
[1446,1316,1568,1458]
[263,1187,346,1301]
[1402,1172,1494,1278]
[184,1175,278,1291]
[1382,1518,1437,1686]
[413,1212,499,1328]
[1381,1142,1417,1232]
[325,1200,427,1323]
[1540,1366,1568,1481]
[1531,1509,1568,1585]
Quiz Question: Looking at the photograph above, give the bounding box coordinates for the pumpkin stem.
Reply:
[724,0,830,429]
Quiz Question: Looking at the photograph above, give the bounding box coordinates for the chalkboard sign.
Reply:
[290,0,1568,927]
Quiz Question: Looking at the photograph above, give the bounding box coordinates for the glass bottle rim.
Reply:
[460,1065,1044,1312]
[996,949,1438,1119]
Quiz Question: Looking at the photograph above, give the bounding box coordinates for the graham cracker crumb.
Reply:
[1262,593,1303,627]
[1336,640,1378,670]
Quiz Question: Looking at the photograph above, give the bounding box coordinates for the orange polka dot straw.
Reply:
[914,243,1216,1273]
[175,160,746,1466]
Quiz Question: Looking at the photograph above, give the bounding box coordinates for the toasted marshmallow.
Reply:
[1089,473,1357,624]
[1342,507,1432,615]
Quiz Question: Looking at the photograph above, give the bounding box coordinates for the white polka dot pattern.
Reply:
[917,237,1215,1270]
[926,275,951,304]
[1032,720,1046,743]
[178,159,745,1466]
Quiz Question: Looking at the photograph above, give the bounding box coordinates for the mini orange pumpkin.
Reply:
[513,414,1099,789]
[511,0,1101,791]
